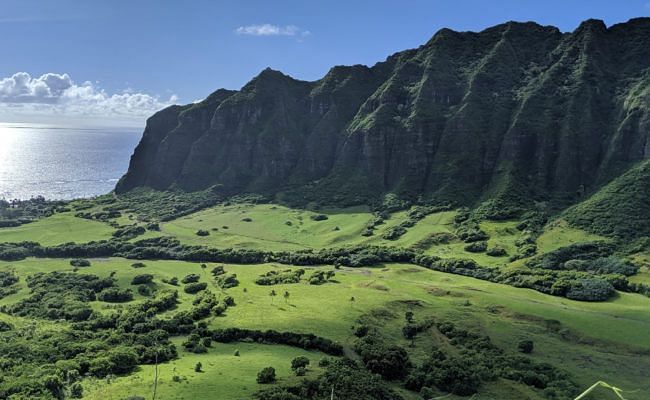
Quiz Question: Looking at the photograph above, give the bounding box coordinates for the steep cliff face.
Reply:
[117,18,650,211]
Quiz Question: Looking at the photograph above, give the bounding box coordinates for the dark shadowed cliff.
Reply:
[117,18,650,216]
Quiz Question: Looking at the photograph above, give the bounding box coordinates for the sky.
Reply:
[0,0,649,127]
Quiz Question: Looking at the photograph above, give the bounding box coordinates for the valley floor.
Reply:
[0,199,648,399]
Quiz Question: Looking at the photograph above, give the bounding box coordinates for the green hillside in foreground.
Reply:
[1,257,648,400]
[0,193,648,400]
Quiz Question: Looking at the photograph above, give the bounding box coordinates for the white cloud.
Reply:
[0,72,176,127]
[235,24,310,37]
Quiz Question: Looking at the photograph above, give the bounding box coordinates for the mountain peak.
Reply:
[117,19,650,218]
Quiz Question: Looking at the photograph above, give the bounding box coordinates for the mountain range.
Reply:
[116,18,649,235]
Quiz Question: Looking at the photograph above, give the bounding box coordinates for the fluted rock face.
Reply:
[117,18,650,209]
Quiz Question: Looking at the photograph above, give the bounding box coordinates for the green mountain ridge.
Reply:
[116,18,650,229]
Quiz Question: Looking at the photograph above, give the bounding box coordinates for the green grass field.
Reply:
[537,220,607,253]
[0,212,114,246]
[1,257,649,399]
[0,203,647,399]
[160,203,458,251]
[83,341,326,400]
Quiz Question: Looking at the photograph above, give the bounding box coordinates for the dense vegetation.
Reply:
[1,234,642,302]
[0,197,67,227]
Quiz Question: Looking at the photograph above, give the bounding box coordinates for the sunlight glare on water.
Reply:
[0,123,141,200]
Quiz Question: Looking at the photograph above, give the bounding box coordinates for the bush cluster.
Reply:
[405,321,578,398]
[112,225,146,240]
[256,269,304,285]
[308,270,335,285]
[210,328,344,355]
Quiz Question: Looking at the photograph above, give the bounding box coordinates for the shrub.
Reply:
[210,328,343,355]
[257,367,276,384]
[459,229,489,243]
[163,277,179,286]
[131,262,146,268]
[291,356,310,370]
[195,362,202,372]
[211,265,225,276]
[0,320,13,332]
[354,325,370,338]
[0,271,19,287]
[565,279,615,301]
[256,269,304,285]
[310,214,328,221]
[181,274,201,284]
[70,258,91,267]
[518,340,534,354]
[215,273,239,289]
[382,226,407,240]
[295,366,306,376]
[212,303,227,316]
[131,274,154,285]
[70,383,83,398]
[97,288,133,303]
[241,217,253,222]
[308,270,335,285]
[137,285,152,296]
[112,225,146,240]
[464,241,487,253]
[184,282,208,294]
[196,229,210,236]
[486,246,507,257]
[354,336,410,380]
[564,256,638,276]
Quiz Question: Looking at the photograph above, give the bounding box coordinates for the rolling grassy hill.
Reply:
[0,200,648,399]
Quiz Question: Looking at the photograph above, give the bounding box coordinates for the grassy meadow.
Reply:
[0,201,648,399]
[0,212,114,246]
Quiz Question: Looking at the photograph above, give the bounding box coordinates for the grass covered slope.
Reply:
[161,203,457,251]
[83,341,326,400]
[0,194,648,399]
[0,212,114,246]
[0,258,649,399]
[563,161,650,240]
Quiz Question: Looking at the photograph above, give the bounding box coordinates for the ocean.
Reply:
[0,123,142,200]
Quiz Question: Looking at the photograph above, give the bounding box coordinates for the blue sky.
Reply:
[0,0,649,126]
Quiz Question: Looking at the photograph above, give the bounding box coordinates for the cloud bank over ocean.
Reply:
[0,72,176,127]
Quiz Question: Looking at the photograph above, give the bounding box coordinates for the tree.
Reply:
[70,258,91,267]
[269,289,277,304]
[194,362,202,372]
[131,274,153,285]
[257,367,276,384]
[518,340,534,354]
[70,382,83,398]
[283,290,290,304]
[402,324,417,347]
[291,356,310,370]
[405,311,414,324]
[349,296,355,308]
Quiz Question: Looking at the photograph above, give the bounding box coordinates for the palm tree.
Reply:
[269,289,277,304]
[283,290,290,304]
